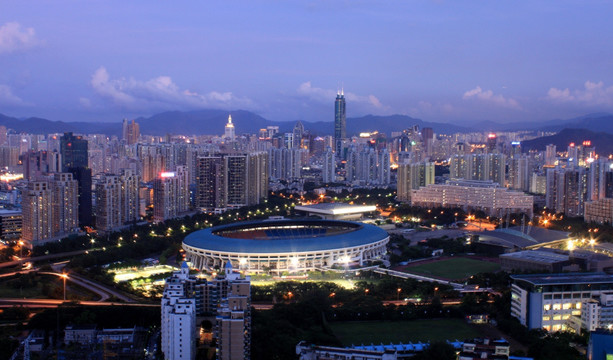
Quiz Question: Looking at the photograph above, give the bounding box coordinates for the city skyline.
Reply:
[1,1,613,125]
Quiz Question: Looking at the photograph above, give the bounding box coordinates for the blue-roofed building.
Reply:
[588,329,613,360]
[183,219,389,274]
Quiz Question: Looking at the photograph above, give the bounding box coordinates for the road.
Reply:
[374,268,465,290]
[0,298,158,308]
[38,271,111,302]
[0,249,89,269]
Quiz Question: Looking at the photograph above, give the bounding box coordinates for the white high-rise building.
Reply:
[322,147,335,183]
[161,262,251,360]
[224,114,235,141]
[161,262,196,360]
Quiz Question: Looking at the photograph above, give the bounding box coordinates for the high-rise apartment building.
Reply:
[95,170,141,231]
[161,262,251,360]
[22,181,53,245]
[322,147,335,183]
[396,161,435,202]
[122,119,140,145]
[196,152,268,212]
[52,173,79,235]
[292,121,304,149]
[153,166,190,222]
[449,153,506,186]
[334,91,346,156]
[546,167,588,217]
[22,175,78,246]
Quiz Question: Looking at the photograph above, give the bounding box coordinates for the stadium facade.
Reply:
[182,219,389,274]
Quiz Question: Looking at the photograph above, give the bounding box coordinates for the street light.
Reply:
[397,288,401,301]
[61,272,68,301]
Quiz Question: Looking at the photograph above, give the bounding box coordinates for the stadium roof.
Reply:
[500,250,569,264]
[478,227,570,249]
[294,203,377,215]
[183,219,388,254]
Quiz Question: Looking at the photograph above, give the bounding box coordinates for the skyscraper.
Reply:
[60,132,92,227]
[292,120,304,149]
[122,119,140,145]
[334,90,346,156]
[224,114,236,141]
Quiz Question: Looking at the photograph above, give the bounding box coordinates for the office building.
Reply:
[60,132,92,227]
[510,272,613,331]
[334,90,346,156]
[411,179,533,217]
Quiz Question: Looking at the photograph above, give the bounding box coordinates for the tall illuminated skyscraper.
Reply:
[224,114,235,141]
[334,90,346,156]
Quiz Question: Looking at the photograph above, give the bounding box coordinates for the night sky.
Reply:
[1,1,612,124]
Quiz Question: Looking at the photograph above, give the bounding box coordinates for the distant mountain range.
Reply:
[0,110,470,137]
[0,110,612,141]
[521,128,613,155]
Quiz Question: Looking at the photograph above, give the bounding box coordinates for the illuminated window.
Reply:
[542,316,551,321]
[553,304,562,310]
[544,304,551,311]
[576,303,582,309]
[563,303,572,310]
[553,315,562,321]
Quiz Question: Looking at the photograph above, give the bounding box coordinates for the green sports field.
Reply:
[404,257,500,280]
[330,318,481,345]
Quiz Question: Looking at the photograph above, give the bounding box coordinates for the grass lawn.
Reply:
[251,278,357,289]
[404,257,500,280]
[330,318,481,345]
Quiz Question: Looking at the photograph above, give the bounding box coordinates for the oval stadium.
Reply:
[183,219,389,273]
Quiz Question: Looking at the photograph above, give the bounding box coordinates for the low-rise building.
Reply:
[584,198,613,224]
[588,329,613,360]
[582,293,613,332]
[511,272,613,331]
[459,338,510,360]
[410,180,533,217]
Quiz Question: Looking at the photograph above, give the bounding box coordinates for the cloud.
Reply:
[90,66,253,110]
[0,84,25,105]
[297,81,385,110]
[463,86,520,109]
[0,22,38,54]
[547,81,613,106]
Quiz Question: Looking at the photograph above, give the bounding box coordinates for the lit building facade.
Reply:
[511,272,613,331]
[410,179,533,217]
